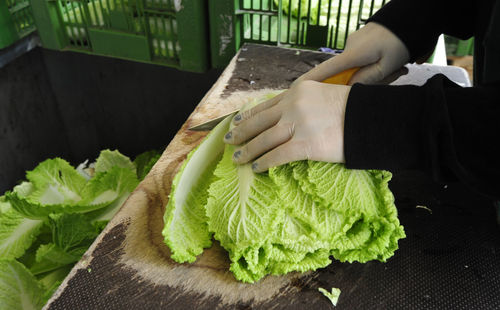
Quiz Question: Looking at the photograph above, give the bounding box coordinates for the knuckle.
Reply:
[277,122,295,140]
[295,80,316,90]
[244,110,266,130]
[253,111,265,125]
[239,109,254,122]
[287,123,295,139]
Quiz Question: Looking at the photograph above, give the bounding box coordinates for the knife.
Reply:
[188,67,360,131]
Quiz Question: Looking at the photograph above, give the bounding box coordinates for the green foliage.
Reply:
[0,259,46,310]
[0,148,151,309]
[134,150,161,180]
[94,149,136,174]
[0,207,44,260]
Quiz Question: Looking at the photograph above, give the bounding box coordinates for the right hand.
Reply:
[295,22,410,85]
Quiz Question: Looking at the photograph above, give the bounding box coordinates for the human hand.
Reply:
[295,22,410,85]
[224,81,351,172]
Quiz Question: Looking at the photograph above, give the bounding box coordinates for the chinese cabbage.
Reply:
[163,94,405,283]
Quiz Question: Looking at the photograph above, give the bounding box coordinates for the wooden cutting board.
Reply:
[44,44,473,310]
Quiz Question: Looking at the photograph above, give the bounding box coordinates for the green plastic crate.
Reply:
[0,0,36,48]
[445,36,474,57]
[31,0,209,72]
[210,0,387,68]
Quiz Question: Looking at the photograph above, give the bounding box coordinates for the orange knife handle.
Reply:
[321,67,360,85]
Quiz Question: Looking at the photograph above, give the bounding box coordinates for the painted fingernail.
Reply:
[233,150,241,159]
[234,114,241,121]
[224,131,232,140]
[251,162,258,171]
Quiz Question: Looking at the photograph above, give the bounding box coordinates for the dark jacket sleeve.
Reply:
[368,0,476,62]
[344,75,500,200]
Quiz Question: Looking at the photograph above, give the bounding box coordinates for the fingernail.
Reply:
[233,150,241,159]
[234,114,241,121]
[224,131,232,140]
[251,162,258,171]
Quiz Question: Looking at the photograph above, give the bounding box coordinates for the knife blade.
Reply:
[188,67,359,131]
[188,110,239,131]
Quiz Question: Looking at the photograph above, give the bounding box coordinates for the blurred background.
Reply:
[0,0,475,192]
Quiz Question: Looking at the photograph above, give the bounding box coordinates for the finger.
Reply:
[348,62,385,85]
[251,140,310,173]
[232,122,294,164]
[225,105,282,145]
[298,51,372,83]
[233,92,285,125]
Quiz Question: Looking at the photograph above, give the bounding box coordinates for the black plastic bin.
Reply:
[0,47,221,193]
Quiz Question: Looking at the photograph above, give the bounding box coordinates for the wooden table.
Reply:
[45,44,500,310]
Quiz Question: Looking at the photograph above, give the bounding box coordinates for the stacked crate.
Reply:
[0,0,36,48]
[31,0,209,72]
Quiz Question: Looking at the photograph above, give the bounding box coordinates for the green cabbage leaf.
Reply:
[0,201,44,260]
[94,149,136,174]
[5,151,139,219]
[0,148,158,309]
[162,116,232,263]
[0,259,46,310]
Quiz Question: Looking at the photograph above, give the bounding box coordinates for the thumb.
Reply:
[349,63,409,85]
[295,51,362,85]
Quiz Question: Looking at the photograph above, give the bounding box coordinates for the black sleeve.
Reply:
[344,75,500,200]
[368,0,476,62]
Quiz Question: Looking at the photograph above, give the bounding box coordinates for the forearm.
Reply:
[344,74,500,199]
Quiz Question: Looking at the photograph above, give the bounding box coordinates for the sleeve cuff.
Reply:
[344,82,429,171]
[367,0,441,62]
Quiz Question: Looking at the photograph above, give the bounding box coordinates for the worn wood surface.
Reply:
[45,44,500,310]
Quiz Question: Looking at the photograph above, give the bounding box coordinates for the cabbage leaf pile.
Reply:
[163,96,405,283]
[0,149,160,309]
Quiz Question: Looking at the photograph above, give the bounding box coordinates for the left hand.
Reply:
[224,80,351,172]
[292,22,410,86]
